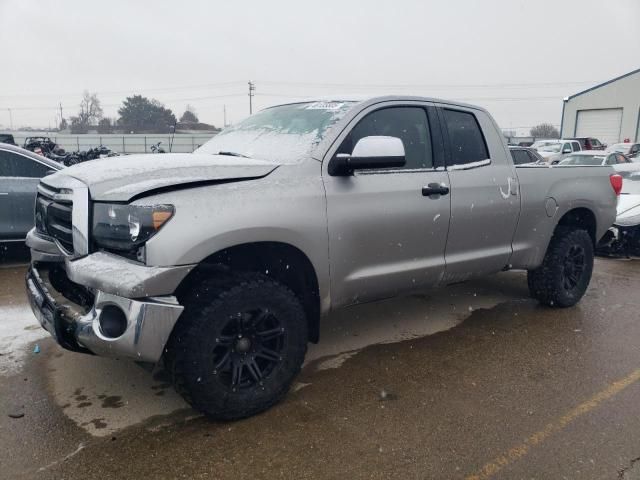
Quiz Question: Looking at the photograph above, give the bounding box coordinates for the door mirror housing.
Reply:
[562,147,572,154]
[329,136,406,176]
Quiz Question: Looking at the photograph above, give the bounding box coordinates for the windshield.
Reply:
[539,144,561,153]
[196,101,356,164]
[559,155,605,166]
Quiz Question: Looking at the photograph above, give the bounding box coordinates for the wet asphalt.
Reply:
[1,247,640,479]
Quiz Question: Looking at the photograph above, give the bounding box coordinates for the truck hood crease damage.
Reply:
[45,153,279,201]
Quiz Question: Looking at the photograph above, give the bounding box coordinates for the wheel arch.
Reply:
[174,241,321,343]
[555,207,597,245]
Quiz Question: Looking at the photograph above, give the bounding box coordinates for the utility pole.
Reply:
[223,104,227,127]
[248,81,255,115]
[59,102,64,129]
[7,108,13,130]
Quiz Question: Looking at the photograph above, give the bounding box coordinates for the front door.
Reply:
[323,103,451,308]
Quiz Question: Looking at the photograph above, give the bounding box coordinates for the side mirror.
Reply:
[329,136,406,176]
[562,148,572,154]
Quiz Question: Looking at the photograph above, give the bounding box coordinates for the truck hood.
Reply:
[47,153,279,201]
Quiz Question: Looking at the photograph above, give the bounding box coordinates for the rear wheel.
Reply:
[166,273,308,420]
[527,227,594,308]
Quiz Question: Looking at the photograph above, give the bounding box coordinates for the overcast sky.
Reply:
[1,0,638,134]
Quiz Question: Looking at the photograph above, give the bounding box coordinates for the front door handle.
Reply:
[422,183,449,197]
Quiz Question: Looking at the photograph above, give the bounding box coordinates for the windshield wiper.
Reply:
[217,151,251,158]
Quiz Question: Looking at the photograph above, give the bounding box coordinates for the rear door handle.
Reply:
[422,183,449,197]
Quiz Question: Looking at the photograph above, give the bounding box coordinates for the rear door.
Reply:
[437,106,521,282]
[323,102,451,307]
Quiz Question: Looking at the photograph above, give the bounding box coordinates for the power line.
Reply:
[0,81,247,99]
[257,79,603,90]
[0,78,603,100]
[254,93,563,102]
[0,93,248,112]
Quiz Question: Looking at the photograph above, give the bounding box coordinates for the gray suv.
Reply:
[26,97,618,420]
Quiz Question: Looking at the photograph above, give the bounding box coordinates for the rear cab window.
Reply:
[441,109,490,168]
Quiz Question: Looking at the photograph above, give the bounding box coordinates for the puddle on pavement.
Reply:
[45,271,529,438]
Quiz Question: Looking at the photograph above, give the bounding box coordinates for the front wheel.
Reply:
[527,227,594,308]
[166,273,308,421]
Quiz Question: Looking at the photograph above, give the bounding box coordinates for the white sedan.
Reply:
[558,150,640,177]
[606,142,640,160]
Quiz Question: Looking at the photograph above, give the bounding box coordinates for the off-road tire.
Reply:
[165,273,308,420]
[527,227,594,308]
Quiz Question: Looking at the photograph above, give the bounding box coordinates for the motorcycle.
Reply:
[23,137,63,157]
[45,145,117,167]
[150,141,166,153]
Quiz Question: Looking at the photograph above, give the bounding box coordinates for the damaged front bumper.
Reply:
[596,225,640,257]
[25,231,195,363]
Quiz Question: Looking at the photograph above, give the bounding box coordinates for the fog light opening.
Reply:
[99,305,128,338]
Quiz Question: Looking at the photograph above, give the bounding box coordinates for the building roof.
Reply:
[567,67,640,101]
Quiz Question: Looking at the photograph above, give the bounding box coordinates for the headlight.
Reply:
[92,203,174,250]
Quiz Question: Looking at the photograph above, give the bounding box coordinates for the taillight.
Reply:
[610,174,623,196]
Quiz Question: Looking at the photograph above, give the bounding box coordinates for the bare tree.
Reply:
[530,123,560,139]
[70,91,103,132]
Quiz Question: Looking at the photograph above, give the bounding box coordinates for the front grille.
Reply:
[37,183,74,254]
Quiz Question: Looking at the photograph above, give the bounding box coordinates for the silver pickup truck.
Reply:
[26,96,620,420]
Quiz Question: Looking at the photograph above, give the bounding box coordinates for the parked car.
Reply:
[606,142,640,160]
[530,139,559,150]
[509,146,545,165]
[0,143,63,242]
[597,172,640,256]
[558,151,632,166]
[536,139,582,163]
[567,137,606,151]
[558,151,639,178]
[0,133,17,146]
[26,96,618,421]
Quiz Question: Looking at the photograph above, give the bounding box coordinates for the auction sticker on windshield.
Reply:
[305,102,345,110]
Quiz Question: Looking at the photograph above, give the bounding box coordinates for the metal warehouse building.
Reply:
[560,67,640,145]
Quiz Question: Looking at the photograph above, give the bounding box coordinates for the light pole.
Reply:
[248,81,255,115]
[7,108,13,130]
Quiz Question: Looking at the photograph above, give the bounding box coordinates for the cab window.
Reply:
[442,109,489,166]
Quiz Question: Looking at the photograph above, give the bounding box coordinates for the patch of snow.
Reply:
[447,159,491,171]
[0,304,47,376]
